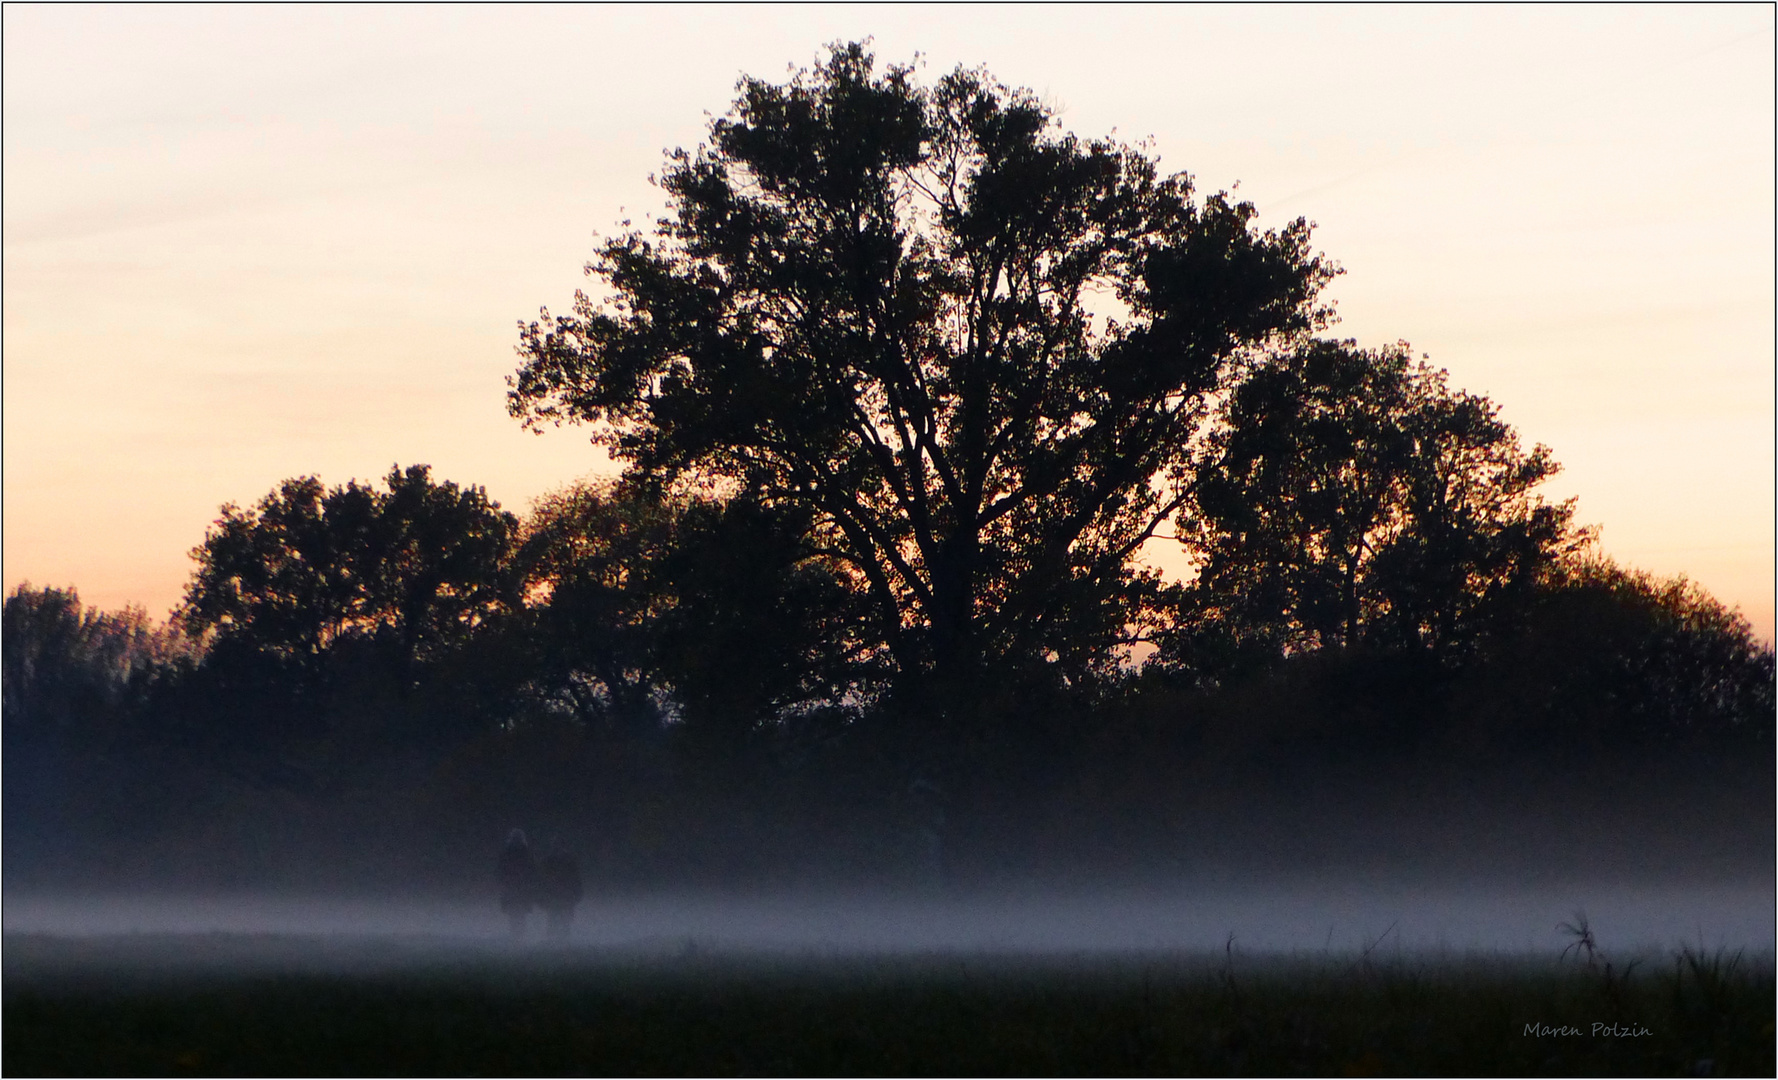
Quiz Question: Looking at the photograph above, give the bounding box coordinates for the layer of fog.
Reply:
[6,882,1771,957]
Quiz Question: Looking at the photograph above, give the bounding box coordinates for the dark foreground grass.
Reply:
[4,935,1771,1077]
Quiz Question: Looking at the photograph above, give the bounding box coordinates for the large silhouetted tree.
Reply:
[1167,340,1585,671]
[509,44,1335,715]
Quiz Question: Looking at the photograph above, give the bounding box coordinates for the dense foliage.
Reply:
[180,464,521,677]
[1162,339,1588,680]
[2,586,191,732]
[510,479,875,736]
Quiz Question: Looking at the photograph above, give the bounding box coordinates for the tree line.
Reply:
[5,44,1770,889]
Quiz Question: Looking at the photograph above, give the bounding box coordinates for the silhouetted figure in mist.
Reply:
[497,828,538,939]
[536,841,584,942]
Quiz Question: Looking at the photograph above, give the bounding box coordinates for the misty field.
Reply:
[5,933,1771,1077]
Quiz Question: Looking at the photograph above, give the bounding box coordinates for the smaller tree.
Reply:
[650,493,879,735]
[3,584,191,734]
[3,585,197,874]
[1167,340,1585,671]
[180,465,520,678]
[514,479,876,737]
[1458,555,1775,746]
[168,467,521,792]
[514,479,680,733]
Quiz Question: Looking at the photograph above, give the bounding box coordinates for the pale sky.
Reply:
[5,5,1773,640]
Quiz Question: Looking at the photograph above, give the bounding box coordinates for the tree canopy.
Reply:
[509,43,1336,705]
[1168,340,1586,672]
[180,465,520,675]
[514,480,875,736]
[1458,555,1776,745]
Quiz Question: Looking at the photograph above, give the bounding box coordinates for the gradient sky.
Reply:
[5,5,1773,639]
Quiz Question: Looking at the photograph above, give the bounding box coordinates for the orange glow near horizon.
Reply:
[5,6,1772,642]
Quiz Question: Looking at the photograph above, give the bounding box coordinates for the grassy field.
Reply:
[4,934,1772,1076]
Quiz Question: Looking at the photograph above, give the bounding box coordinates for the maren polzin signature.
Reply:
[1523,1022,1653,1038]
